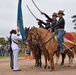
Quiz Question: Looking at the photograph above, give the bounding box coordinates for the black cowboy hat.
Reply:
[10,30,16,34]
[58,10,65,15]
[52,12,58,17]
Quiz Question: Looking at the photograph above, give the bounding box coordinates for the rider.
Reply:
[51,10,65,65]
[37,18,51,29]
[40,12,58,32]
[41,11,65,65]
[57,10,65,53]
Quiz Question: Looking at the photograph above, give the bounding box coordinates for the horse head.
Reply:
[24,27,30,38]
[30,27,41,45]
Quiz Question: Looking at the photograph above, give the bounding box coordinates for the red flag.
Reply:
[64,32,76,45]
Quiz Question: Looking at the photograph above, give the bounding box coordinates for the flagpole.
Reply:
[17,0,25,44]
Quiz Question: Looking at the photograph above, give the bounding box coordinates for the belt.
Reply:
[58,29,64,30]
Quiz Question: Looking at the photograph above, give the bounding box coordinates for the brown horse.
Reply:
[54,46,74,66]
[30,27,75,71]
[27,28,50,68]
[55,32,76,66]
[25,27,42,67]
[25,28,42,68]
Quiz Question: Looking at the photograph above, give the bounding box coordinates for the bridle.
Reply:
[31,27,56,48]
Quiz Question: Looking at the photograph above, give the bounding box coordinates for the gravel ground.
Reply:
[0,56,76,75]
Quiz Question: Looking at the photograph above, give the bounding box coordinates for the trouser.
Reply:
[13,50,19,70]
[0,49,1,56]
[9,50,13,69]
[57,30,65,53]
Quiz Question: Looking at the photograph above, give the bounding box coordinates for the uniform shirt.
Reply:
[11,33,22,50]
[51,19,57,32]
[57,17,65,29]
[38,19,52,29]
[44,13,57,32]
[51,17,65,30]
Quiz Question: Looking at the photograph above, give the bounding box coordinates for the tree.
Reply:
[71,15,76,29]
[0,37,7,45]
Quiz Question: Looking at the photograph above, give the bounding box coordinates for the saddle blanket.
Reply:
[55,32,76,45]
[64,32,76,45]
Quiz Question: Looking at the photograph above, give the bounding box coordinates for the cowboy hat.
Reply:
[58,10,65,15]
[52,12,58,17]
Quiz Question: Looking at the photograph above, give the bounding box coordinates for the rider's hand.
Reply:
[36,18,40,21]
[17,27,20,34]
[48,28,51,31]
[41,12,45,15]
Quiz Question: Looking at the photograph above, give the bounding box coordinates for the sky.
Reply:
[0,0,76,39]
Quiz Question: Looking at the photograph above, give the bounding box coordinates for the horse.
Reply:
[25,27,42,67]
[55,32,76,66]
[28,27,51,69]
[30,27,75,71]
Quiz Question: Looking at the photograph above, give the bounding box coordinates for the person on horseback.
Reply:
[56,10,65,53]
[41,11,65,65]
[50,10,65,65]
[40,12,58,32]
[37,18,51,29]
[56,10,66,65]
[37,20,45,28]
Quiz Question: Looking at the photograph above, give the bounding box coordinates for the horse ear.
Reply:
[33,26,35,28]
[24,27,27,30]
[28,27,30,30]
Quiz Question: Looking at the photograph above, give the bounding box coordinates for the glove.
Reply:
[41,12,45,15]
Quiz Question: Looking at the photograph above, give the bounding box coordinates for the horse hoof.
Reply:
[44,66,47,69]
[71,64,75,67]
[50,69,54,71]
[50,67,54,71]
[48,66,50,69]
[60,63,64,66]
[68,64,71,67]
[55,63,58,65]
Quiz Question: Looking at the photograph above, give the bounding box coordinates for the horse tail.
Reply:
[74,46,76,54]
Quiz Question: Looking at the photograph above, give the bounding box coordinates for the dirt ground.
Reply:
[0,56,76,75]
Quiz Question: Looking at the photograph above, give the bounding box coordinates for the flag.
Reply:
[17,0,25,43]
[64,32,76,45]
[64,33,74,42]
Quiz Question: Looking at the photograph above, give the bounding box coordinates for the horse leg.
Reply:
[47,51,50,69]
[66,50,71,67]
[34,56,39,67]
[70,50,75,66]
[50,53,54,71]
[35,59,37,67]
[39,48,42,67]
[61,52,66,65]
[55,50,60,64]
[67,49,74,67]
[34,57,38,67]
[39,56,42,67]
[43,51,48,69]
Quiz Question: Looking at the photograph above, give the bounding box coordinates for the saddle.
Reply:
[55,32,76,45]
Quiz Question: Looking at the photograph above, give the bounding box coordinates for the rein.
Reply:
[40,32,56,48]
[33,27,56,48]
[34,28,50,42]
[41,30,50,41]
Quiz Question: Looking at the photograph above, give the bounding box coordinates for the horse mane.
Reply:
[31,27,54,42]
[36,27,53,36]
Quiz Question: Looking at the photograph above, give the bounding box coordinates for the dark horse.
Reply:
[24,27,42,67]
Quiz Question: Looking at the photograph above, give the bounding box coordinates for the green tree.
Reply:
[0,37,7,45]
